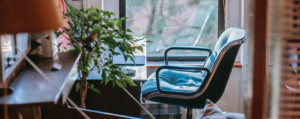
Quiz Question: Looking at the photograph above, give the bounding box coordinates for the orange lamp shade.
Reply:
[0,0,63,34]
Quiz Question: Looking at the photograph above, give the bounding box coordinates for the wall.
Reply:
[241,0,253,117]
[103,0,119,17]
[66,0,102,10]
[65,0,82,9]
[66,0,119,17]
[225,0,244,62]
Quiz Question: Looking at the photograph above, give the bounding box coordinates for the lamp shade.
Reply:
[0,0,63,34]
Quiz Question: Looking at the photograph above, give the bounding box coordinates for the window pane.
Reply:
[126,0,218,57]
[1,34,15,69]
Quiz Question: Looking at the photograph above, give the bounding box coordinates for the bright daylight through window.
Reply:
[1,34,15,69]
[126,0,218,58]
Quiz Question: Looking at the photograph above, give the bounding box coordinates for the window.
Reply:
[124,0,223,61]
[1,34,15,69]
[0,33,30,82]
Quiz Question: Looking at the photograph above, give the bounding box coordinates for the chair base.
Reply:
[187,108,192,119]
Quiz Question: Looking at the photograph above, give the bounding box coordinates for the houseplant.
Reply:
[55,5,144,108]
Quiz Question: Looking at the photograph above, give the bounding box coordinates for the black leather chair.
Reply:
[141,27,247,119]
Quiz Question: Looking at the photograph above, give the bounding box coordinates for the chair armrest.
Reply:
[156,65,211,95]
[164,46,212,65]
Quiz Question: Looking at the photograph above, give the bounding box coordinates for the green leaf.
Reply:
[110,64,119,69]
[91,84,94,88]
[101,70,106,84]
[128,55,135,65]
[55,31,63,37]
[112,80,116,88]
[68,5,75,12]
[91,88,101,94]
[97,5,101,10]
[137,46,143,53]
[145,40,152,43]
[101,78,105,84]
[83,71,89,78]
[80,5,85,12]
[74,20,79,27]
[125,34,133,41]
[124,76,137,86]
[125,29,133,32]
[76,82,80,92]
[88,59,92,65]
[57,42,63,49]
[116,80,126,88]
[119,17,127,21]
[77,67,81,73]
[105,77,110,85]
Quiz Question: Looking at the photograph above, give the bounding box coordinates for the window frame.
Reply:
[119,0,225,61]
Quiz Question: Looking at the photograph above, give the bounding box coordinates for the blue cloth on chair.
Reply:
[142,70,206,97]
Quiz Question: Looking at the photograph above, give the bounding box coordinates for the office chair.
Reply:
[142,27,247,119]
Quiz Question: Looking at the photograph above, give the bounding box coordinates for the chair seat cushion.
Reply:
[142,69,205,97]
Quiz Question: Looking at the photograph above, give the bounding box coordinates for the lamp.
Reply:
[0,0,63,34]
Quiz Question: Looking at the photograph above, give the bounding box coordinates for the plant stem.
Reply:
[85,51,91,67]
[80,71,88,108]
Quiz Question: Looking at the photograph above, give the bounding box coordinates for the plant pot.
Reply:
[68,80,142,117]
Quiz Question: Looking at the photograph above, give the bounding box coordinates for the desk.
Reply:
[0,52,142,119]
[0,52,80,107]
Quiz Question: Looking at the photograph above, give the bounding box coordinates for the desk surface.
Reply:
[0,52,80,106]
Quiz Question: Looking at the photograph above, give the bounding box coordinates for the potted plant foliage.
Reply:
[55,5,144,108]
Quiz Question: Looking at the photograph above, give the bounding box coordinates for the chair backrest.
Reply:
[203,27,246,71]
[198,27,247,106]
